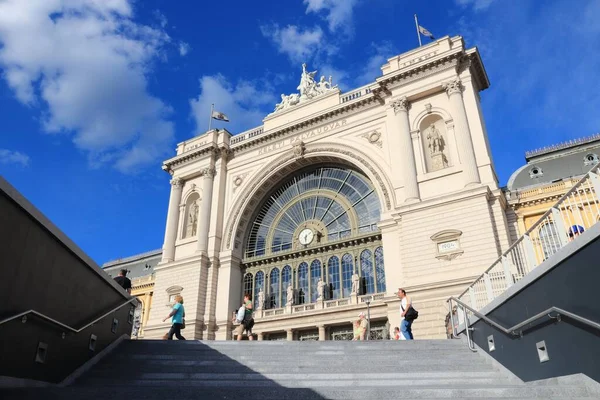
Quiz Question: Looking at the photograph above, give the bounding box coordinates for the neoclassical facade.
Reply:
[144,36,511,340]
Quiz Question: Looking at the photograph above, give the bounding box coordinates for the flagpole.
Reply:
[414,14,422,47]
[208,103,214,132]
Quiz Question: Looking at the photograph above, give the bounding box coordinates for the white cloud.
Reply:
[261,24,333,63]
[0,149,30,167]
[189,75,276,134]
[304,0,359,33]
[0,0,175,172]
[153,10,168,28]
[455,0,495,11]
[179,42,190,56]
[355,41,395,86]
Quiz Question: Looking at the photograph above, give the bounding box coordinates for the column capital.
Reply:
[390,96,409,114]
[170,177,184,188]
[200,167,216,179]
[442,78,463,96]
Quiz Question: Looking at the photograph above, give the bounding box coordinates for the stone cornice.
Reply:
[163,145,222,175]
[230,96,379,155]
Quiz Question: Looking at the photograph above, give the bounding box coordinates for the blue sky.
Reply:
[1,0,599,265]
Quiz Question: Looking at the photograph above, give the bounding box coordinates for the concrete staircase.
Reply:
[3,339,597,399]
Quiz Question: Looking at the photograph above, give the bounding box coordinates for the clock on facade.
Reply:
[298,228,314,245]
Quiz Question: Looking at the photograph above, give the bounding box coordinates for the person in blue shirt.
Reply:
[163,295,185,340]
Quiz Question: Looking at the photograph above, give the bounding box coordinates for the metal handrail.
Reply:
[0,298,138,333]
[447,296,600,351]
[457,164,600,301]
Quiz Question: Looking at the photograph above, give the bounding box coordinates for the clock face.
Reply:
[298,228,314,245]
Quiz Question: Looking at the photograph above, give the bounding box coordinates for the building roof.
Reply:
[506,134,600,192]
[102,249,162,280]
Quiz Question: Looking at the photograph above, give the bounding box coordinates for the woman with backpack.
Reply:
[163,295,186,340]
[232,293,254,341]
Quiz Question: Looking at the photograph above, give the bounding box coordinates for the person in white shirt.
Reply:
[397,288,414,340]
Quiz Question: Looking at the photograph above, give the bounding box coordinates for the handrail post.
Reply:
[522,234,538,272]
[483,273,494,302]
[501,255,514,288]
[550,207,569,248]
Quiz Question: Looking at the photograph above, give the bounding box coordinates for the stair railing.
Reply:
[0,297,138,334]
[447,296,600,352]
[453,165,600,317]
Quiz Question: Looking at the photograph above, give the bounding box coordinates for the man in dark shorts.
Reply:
[114,269,132,294]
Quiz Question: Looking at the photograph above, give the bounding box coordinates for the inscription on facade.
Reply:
[437,240,459,253]
[257,119,347,156]
[183,141,207,152]
[399,51,438,69]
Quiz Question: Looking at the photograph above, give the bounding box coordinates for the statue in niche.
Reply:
[286,284,294,306]
[351,273,360,295]
[426,123,445,155]
[186,199,200,237]
[317,279,325,301]
[425,122,449,171]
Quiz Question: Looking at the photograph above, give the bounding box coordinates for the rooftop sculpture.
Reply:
[273,63,336,113]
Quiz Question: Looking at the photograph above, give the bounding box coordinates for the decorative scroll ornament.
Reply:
[442,78,463,95]
[170,178,184,188]
[272,63,337,114]
[360,130,382,148]
[390,96,409,114]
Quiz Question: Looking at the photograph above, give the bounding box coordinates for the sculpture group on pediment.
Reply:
[273,63,336,113]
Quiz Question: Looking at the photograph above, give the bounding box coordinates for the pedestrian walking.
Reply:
[163,295,186,340]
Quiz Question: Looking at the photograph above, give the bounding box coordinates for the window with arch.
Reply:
[281,265,292,305]
[539,222,560,259]
[328,256,341,299]
[269,268,280,309]
[243,273,253,301]
[244,167,381,258]
[360,249,375,294]
[341,254,354,298]
[298,262,308,304]
[375,247,386,293]
[182,192,200,238]
[254,271,265,309]
[310,260,322,303]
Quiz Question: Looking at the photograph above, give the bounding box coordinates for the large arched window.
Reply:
[298,262,308,304]
[361,249,375,294]
[341,253,353,298]
[310,260,322,303]
[243,273,253,299]
[254,271,265,309]
[281,265,292,305]
[245,167,381,258]
[269,268,280,309]
[328,256,340,299]
[375,247,386,293]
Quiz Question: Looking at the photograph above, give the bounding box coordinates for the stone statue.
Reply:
[186,199,199,237]
[426,123,445,155]
[351,273,360,295]
[317,279,325,301]
[257,289,265,310]
[286,284,294,306]
[271,64,336,114]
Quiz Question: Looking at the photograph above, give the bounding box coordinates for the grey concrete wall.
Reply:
[470,231,600,383]
[0,177,136,384]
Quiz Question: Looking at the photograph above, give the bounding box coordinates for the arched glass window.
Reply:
[375,246,386,293]
[245,167,381,258]
[327,256,340,299]
[269,268,280,309]
[281,265,291,305]
[539,222,560,259]
[254,271,265,309]
[310,260,322,303]
[360,249,375,294]
[341,253,353,298]
[243,273,253,300]
[298,262,308,304]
